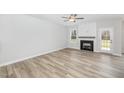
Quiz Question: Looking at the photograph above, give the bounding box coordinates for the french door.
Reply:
[100,28,113,54]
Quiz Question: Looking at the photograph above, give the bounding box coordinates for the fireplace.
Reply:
[80,40,94,51]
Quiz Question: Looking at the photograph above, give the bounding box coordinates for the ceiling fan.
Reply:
[62,14,84,22]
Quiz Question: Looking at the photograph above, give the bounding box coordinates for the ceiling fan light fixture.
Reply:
[62,14,84,23]
[69,18,75,22]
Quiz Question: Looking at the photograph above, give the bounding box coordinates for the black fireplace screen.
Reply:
[80,40,94,51]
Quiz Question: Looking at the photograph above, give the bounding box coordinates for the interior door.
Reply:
[100,28,113,54]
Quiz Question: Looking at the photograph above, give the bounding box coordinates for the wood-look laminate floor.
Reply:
[0,48,124,78]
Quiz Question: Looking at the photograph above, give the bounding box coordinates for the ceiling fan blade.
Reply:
[75,18,84,19]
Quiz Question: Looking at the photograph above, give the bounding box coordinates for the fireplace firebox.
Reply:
[80,40,94,51]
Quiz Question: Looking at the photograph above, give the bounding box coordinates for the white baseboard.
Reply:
[112,53,122,56]
[68,47,80,50]
[95,51,122,56]
[0,47,66,67]
[67,47,122,57]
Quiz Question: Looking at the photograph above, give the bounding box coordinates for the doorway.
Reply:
[100,28,113,54]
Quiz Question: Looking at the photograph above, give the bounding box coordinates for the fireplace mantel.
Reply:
[78,36,96,39]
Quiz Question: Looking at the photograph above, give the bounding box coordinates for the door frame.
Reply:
[99,28,114,54]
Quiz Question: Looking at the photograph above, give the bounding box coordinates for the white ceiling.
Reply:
[31,14,124,26]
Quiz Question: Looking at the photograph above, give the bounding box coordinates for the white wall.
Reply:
[0,15,68,65]
[122,22,124,53]
[68,19,122,56]
[78,23,96,37]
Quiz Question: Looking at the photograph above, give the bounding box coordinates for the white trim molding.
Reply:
[0,47,66,67]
